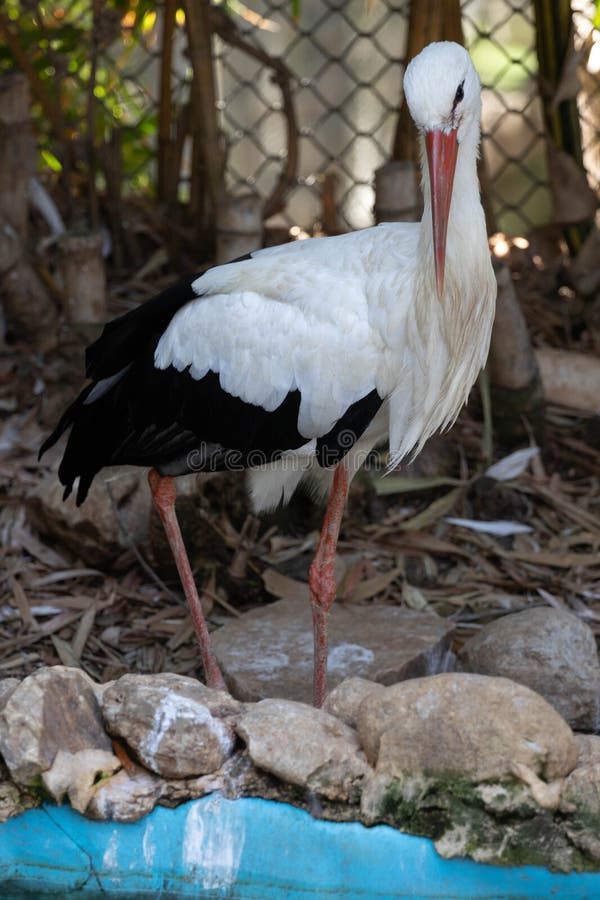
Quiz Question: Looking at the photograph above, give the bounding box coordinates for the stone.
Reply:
[86,766,165,823]
[27,468,151,566]
[357,673,578,782]
[562,762,600,861]
[0,780,39,823]
[562,762,600,816]
[0,678,19,711]
[237,698,370,801]
[575,734,600,767]
[42,748,122,813]
[324,677,385,728]
[459,607,600,731]
[212,598,454,703]
[102,673,239,779]
[0,666,112,785]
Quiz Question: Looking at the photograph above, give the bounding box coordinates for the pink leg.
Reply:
[309,462,350,707]
[148,470,226,691]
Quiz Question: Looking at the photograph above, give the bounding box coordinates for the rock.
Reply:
[237,698,370,801]
[324,677,385,728]
[0,666,112,785]
[459,607,600,731]
[357,673,578,782]
[563,762,600,816]
[562,763,600,861]
[102,673,239,779]
[27,468,151,566]
[0,781,39,823]
[212,598,454,703]
[435,810,580,873]
[42,748,121,813]
[86,766,165,823]
[575,733,600,767]
[0,678,19,711]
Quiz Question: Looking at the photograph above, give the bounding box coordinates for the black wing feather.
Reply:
[41,256,383,505]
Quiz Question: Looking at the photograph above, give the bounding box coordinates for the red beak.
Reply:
[425,129,458,298]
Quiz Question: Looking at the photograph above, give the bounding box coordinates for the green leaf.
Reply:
[41,149,63,172]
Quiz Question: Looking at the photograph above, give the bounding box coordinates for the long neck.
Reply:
[418,123,486,270]
[386,120,496,465]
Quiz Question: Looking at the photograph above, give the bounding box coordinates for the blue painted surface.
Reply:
[1,796,600,898]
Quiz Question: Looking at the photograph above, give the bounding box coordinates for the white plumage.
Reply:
[155,42,496,513]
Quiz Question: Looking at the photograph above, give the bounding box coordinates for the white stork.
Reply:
[41,42,496,707]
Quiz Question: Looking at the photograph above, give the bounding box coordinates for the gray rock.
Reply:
[459,607,600,731]
[563,762,600,816]
[0,666,112,785]
[575,733,600,767]
[357,673,578,782]
[0,781,39,823]
[324,677,385,728]
[27,468,151,566]
[86,767,165,822]
[102,673,239,779]
[237,698,370,801]
[212,598,454,703]
[0,678,19,712]
[562,762,600,861]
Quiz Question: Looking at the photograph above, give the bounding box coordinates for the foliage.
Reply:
[0,0,164,192]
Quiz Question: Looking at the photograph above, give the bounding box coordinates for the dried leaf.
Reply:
[71,605,97,660]
[403,581,430,611]
[399,487,463,531]
[262,568,308,603]
[10,576,38,629]
[502,550,600,569]
[485,447,539,482]
[347,567,401,604]
[374,475,460,495]
[51,635,82,668]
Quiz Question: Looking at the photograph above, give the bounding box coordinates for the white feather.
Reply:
[153,42,497,512]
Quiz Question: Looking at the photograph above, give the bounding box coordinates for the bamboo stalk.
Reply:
[0,11,64,142]
[86,0,101,229]
[184,0,224,243]
[158,0,177,203]
[392,0,462,163]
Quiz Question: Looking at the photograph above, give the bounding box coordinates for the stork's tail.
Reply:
[39,383,112,505]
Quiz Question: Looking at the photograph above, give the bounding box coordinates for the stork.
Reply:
[40,43,496,707]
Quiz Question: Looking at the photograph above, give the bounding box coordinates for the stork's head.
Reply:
[403,42,481,297]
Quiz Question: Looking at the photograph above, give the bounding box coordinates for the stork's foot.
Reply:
[309,462,350,708]
[148,469,226,692]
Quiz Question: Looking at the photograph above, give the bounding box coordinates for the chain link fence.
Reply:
[6,1,599,236]
[216,0,555,234]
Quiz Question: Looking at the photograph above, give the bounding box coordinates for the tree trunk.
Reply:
[0,73,57,346]
[488,261,545,442]
[534,0,594,252]
[0,73,34,239]
[57,231,107,325]
[535,347,600,414]
[184,0,225,251]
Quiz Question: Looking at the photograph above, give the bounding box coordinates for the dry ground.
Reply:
[2,237,600,684]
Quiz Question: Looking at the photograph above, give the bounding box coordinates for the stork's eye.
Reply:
[453,81,464,107]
